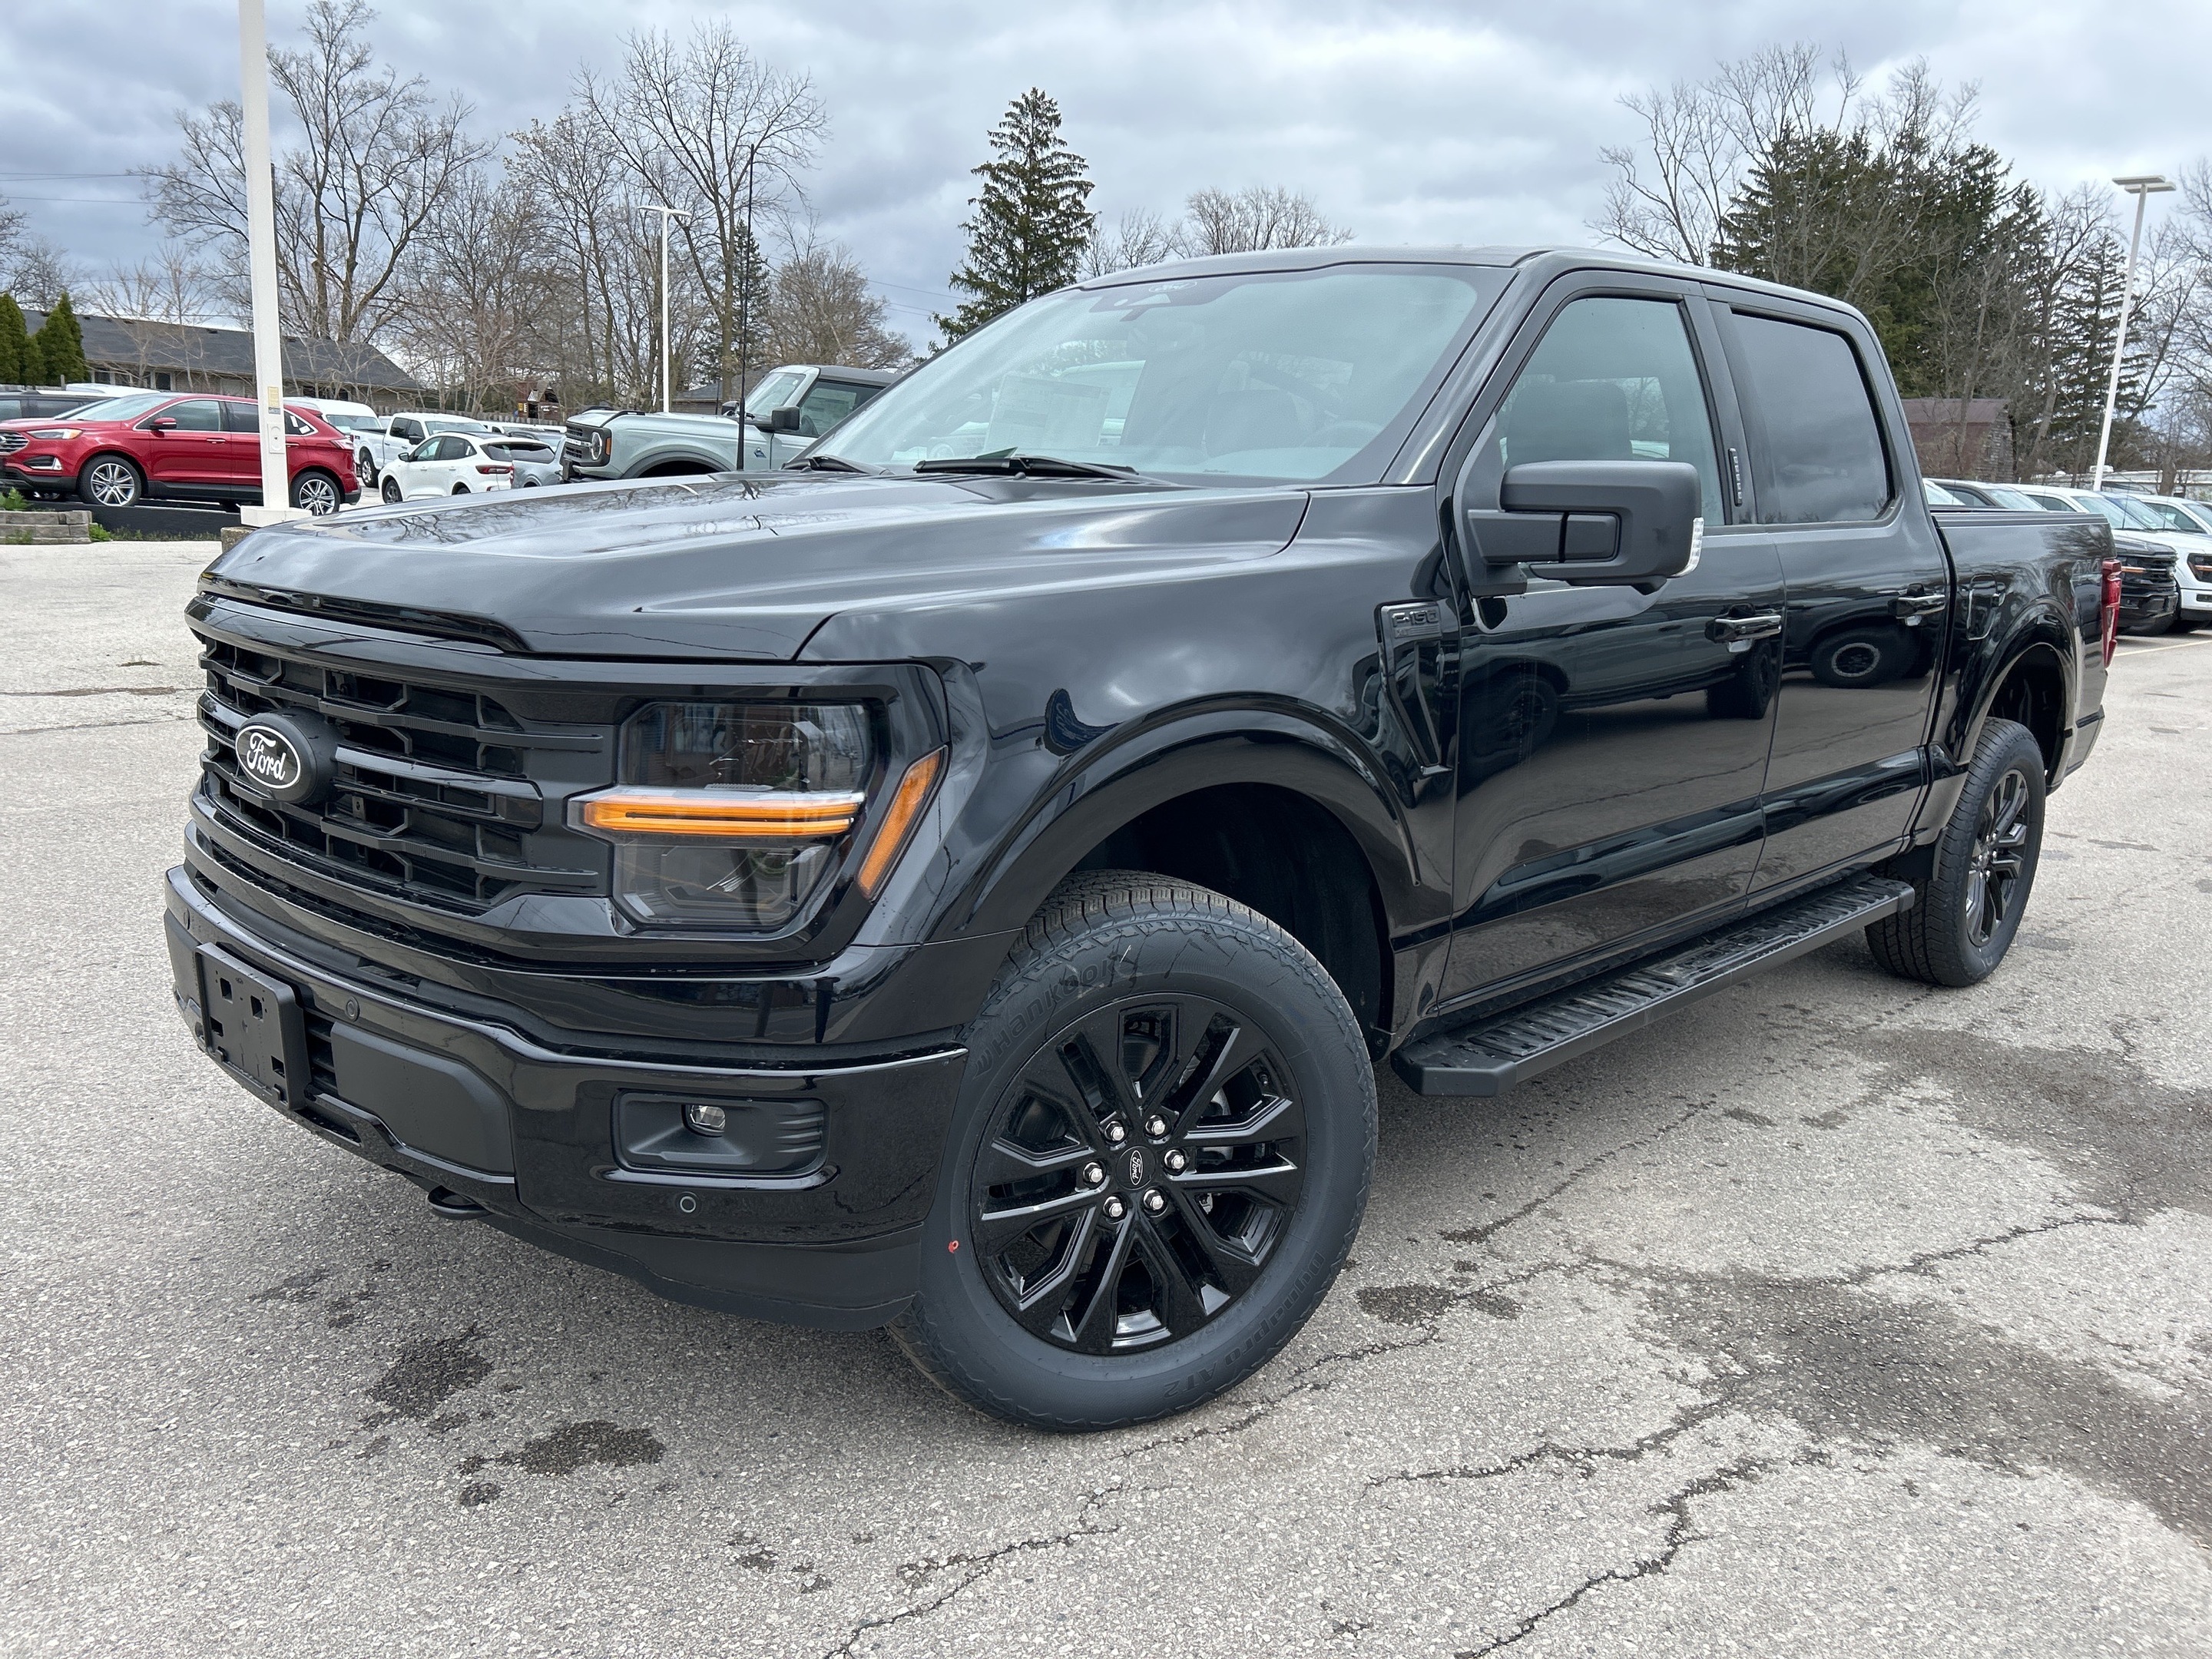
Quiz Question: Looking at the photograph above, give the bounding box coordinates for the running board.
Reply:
[1392,874,1915,1097]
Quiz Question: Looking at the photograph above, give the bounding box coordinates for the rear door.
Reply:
[1708,293,1952,893]
[217,400,270,490]
[1436,273,1786,1006]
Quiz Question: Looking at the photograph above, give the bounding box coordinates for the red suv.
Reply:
[0,391,360,515]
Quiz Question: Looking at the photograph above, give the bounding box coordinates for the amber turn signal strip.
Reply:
[859,750,945,896]
[576,789,866,839]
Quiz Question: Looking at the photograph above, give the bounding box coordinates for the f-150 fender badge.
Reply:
[232,710,338,806]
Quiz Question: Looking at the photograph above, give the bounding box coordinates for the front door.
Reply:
[1437,281,1786,1008]
[1708,294,1951,892]
[140,399,227,487]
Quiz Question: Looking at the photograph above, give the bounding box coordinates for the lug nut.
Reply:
[1105,1121,1128,1144]
[1164,1149,1187,1173]
[1081,1161,1105,1187]
[1144,1114,1168,1137]
[1103,1197,1127,1220]
[1142,1190,1167,1214]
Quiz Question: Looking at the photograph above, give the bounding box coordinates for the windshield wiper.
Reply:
[784,452,870,473]
[913,452,1137,482]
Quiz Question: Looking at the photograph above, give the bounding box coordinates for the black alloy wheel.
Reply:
[895,872,1375,1429]
[969,993,1305,1355]
[1866,717,2045,987]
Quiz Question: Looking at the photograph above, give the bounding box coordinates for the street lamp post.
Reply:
[2089,174,2176,493]
[642,204,690,415]
[237,0,298,525]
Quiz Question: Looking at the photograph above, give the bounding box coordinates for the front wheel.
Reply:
[892,872,1376,1430]
[380,476,403,504]
[79,455,142,509]
[1866,718,2045,986]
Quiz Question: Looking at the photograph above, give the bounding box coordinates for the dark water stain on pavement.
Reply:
[365,1328,492,1423]
[1359,1284,1456,1326]
[498,1419,665,1476]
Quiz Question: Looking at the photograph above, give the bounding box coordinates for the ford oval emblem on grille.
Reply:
[232,710,336,806]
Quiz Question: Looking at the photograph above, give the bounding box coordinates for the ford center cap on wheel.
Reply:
[231,710,339,806]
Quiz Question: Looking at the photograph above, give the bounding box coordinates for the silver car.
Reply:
[479,435,564,488]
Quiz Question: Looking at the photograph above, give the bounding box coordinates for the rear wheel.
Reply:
[356,448,378,487]
[290,469,342,515]
[1866,718,2045,987]
[892,872,1376,1430]
[79,455,142,509]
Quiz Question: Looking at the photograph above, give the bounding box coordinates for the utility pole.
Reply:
[237,0,299,525]
[642,204,689,415]
[2090,174,2175,492]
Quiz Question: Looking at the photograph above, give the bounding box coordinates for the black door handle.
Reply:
[1707,612,1784,644]
[1892,592,1949,619]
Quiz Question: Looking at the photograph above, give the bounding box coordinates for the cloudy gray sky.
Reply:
[3,0,2205,344]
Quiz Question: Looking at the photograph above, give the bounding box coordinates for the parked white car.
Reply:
[354,412,497,486]
[376,430,515,502]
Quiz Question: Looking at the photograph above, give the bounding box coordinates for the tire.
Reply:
[1866,718,2045,987]
[356,449,378,487]
[78,455,142,509]
[892,871,1376,1430]
[380,477,403,505]
[452,482,469,494]
[1810,624,1908,688]
[290,469,342,515]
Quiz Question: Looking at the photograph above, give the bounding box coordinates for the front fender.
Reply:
[933,708,1430,946]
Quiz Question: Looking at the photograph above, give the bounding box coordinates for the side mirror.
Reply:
[1465,459,1703,588]
[150,416,178,432]
[765,404,803,435]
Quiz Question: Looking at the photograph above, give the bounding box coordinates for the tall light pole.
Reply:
[642,204,690,414]
[2089,174,2175,492]
[237,0,298,525]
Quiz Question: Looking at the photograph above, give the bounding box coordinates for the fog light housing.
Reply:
[684,1101,727,1136]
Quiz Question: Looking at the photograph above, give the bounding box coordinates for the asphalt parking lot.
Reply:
[3,541,2210,1657]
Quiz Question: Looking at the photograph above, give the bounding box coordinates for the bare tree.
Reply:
[81,243,220,324]
[4,238,84,310]
[144,0,490,343]
[1084,207,1179,276]
[763,238,911,369]
[580,22,826,408]
[0,195,23,282]
[1175,185,1351,257]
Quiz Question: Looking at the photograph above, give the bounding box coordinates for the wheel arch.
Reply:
[635,455,720,478]
[1964,627,2075,783]
[939,717,1426,1046]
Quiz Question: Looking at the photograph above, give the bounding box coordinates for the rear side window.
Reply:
[1727,313,1890,524]
[223,402,260,434]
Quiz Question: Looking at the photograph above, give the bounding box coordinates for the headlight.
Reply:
[571,700,942,929]
[26,427,81,439]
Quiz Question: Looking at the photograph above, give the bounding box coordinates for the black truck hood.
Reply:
[206,473,1309,660]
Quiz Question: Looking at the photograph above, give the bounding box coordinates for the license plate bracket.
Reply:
[195,943,311,1111]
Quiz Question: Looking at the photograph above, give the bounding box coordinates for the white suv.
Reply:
[376,430,515,502]
[2128,495,2212,628]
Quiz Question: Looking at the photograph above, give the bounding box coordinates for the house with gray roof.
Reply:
[18,308,422,412]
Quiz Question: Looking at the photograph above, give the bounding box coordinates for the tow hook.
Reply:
[426,1185,489,1220]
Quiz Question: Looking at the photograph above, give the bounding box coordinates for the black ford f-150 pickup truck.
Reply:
[169,247,2117,1429]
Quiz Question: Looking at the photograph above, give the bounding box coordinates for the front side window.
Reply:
[1727,313,1890,524]
[1491,293,1724,522]
[157,399,223,432]
[820,264,1510,485]
[796,381,866,437]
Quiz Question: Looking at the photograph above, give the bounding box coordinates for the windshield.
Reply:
[820,264,1510,484]
[2101,493,2164,530]
[741,371,805,419]
[71,393,170,423]
[1980,485,2038,509]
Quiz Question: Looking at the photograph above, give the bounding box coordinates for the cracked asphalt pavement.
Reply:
[4,543,2210,1656]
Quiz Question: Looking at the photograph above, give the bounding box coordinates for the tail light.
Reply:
[475,463,512,475]
[2101,556,2121,666]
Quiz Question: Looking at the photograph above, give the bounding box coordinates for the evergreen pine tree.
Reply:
[29,292,86,385]
[0,294,29,386]
[936,88,1095,342]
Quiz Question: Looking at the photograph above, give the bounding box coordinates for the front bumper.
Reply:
[164,864,968,1329]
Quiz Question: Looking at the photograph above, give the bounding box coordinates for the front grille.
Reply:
[0,433,25,455]
[563,422,608,467]
[196,633,610,913]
